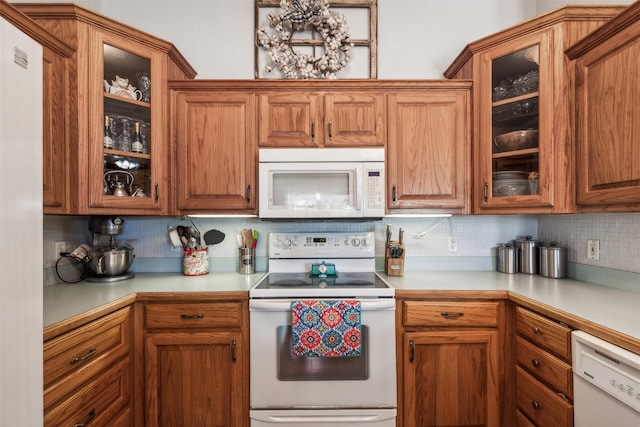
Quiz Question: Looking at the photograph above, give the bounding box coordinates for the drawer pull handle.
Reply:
[328,122,333,140]
[441,312,464,319]
[531,325,541,334]
[73,408,95,427]
[531,400,541,410]
[181,313,205,319]
[311,122,315,141]
[70,347,96,365]
[531,359,541,368]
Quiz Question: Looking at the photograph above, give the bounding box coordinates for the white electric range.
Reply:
[249,232,396,426]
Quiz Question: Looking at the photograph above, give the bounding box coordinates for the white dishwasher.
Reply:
[572,331,640,426]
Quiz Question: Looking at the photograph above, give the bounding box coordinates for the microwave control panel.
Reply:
[365,166,385,213]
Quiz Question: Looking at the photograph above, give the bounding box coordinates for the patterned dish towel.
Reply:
[290,300,362,357]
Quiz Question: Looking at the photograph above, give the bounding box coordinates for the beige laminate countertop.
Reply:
[44,271,640,352]
[43,272,266,328]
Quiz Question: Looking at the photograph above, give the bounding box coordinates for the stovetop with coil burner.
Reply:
[249,232,394,299]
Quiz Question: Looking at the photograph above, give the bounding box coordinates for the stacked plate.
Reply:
[493,171,529,196]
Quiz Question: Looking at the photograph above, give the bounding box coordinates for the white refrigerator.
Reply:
[0,14,43,427]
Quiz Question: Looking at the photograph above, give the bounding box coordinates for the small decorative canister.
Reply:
[539,242,567,278]
[515,236,541,274]
[496,244,518,274]
[183,247,209,276]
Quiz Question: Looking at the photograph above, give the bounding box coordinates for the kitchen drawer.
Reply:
[43,307,131,409]
[403,300,499,327]
[516,410,536,427]
[44,356,131,427]
[515,306,572,361]
[516,366,573,427]
[516,336,573,398]
[145,302,244,329]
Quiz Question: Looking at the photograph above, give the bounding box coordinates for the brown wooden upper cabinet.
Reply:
[17,3,196,215]
[258,90,385,147]
[567,2,640,212]
[170,85,257,215]
[445,6,624,214]
[386,84,471,214]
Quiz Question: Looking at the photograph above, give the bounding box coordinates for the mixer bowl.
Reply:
[89,246,134,276]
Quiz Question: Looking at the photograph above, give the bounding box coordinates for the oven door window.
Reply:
[270,169,356,210]
[276,326,369,381]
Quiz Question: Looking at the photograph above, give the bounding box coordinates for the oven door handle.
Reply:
[252,413,395,423]
[250,299,395,311]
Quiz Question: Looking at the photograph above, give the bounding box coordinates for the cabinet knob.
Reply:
[484,182,489,202]
[531,400,541,410]
[531,359,541,368]
[531,325,541,334]
[311,122,315,141]
[328,122,333,140]
[392,186,398,205]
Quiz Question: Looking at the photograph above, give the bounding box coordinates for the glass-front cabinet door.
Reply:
[477,31,553,211]
[88,32,165,212]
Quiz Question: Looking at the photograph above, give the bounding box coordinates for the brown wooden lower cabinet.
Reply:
[512,305,573,427]
[516,366,573,427]
[142,299,249,427]
[43,306,133,426]
[397,299,504,427]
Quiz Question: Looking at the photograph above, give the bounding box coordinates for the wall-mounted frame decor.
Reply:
[255,0,377,79]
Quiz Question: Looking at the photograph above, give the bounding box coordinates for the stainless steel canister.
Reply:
[239,247,255,274]
[496,244,518,274]
[515,236,541,274]
[539,242,567,278]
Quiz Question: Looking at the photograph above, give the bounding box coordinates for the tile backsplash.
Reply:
[538,213,640,273]
[43,213,639,290]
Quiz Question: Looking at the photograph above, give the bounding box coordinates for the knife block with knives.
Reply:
[384,226,405,276]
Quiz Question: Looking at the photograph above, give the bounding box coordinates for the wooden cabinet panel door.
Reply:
[145,331,247,427]
[573,15,640,209]
[258,92,322,147]
[403,330,500,427]
[387,91,470,212]
[42,47,69,213]
[324,92,385,146]
[173,91,256,213]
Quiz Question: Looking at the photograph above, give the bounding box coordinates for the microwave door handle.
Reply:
[355,168,362,211]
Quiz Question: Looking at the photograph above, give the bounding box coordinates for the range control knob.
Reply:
[282,238,292,248]
[351,237,361,247]
[361,237,370,247]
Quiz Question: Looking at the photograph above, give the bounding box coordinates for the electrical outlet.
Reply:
[448,237,458,252]
[54,240,66,257]
[587,239,600,260]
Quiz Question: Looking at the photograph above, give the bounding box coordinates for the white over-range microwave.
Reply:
[258,148,385,219]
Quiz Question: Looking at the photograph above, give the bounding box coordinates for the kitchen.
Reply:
[2,0,640,426]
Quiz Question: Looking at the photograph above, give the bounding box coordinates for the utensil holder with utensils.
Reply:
[183,247,209,276]
[385,241,405,276]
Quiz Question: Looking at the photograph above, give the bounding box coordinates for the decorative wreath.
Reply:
[257,0,353,79]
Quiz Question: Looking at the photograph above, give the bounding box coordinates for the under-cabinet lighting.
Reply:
[384,214,452,218]
[186,214,259,218]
